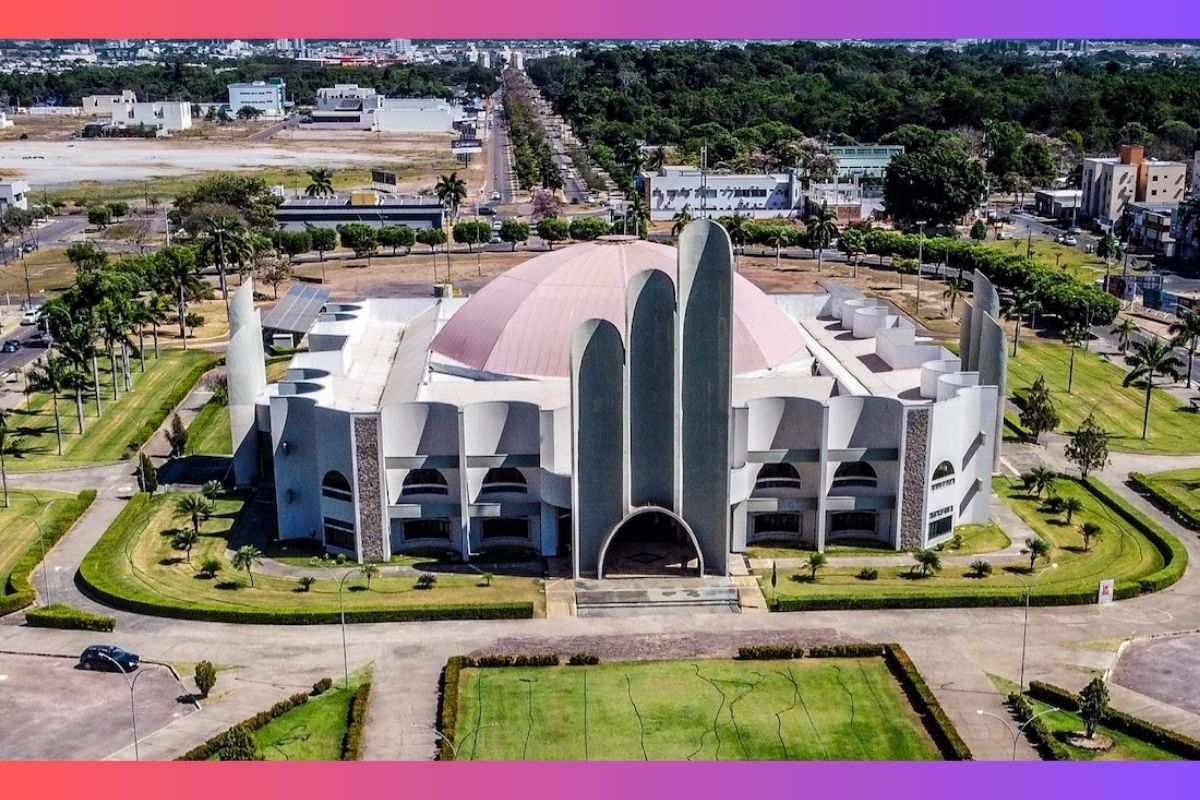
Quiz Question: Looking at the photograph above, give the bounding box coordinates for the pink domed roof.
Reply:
[430,238,807,378]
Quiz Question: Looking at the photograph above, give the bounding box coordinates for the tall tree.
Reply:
[1062,322,1090,393]
[670,204,693,238]
[304,168,335,198]
[1065,413,1110,479]
[1019,375,1059,444]
[805,201,838,273]
[1168,309,1200,389]
[1110,318,1139,355]
[232,545,263,587]
[1000,290,1041,356]
[154,245,207,350]
[434,172,468,223]
[942,279,967,319]
[0,407,10,508]
[200,215,250,317]
[837,227,866,278]
[27,356,76,456]
[173,493,215,537]
[1122,336,1183,439]
[883,139,987,228]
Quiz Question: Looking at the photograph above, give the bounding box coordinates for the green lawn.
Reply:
[454,658,941,760]
[254,671,370,761]
[187,398,231,455]
[0,490,83,584]
[980,238,1108,284]
[1133,468,1200,529]
[761,477,1165,605]
[1009,341,1200,454]
[79,492,544,621]
[746,522,1009,561]
[4,349,220,471]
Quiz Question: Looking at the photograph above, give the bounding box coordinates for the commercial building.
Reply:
[828,145,904,179]
[1033,189,1083,222]
[227,80,286,116]
[641,166,803,220]
[1126,202,1178,257]
[0,179,31,211]
[274,193,444,231]
[80,90,192,133]
[230,225,1006,578]
[82,90,136,116]
[1080,145,1186,230]
[308,84,459,132]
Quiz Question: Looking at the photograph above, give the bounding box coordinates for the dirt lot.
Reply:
[0,652,194,760]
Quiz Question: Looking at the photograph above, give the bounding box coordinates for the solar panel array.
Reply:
[261,285,333,334]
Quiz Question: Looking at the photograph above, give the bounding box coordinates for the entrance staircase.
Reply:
[573,576,742,617]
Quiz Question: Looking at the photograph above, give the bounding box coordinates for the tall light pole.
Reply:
[1017,562,1058,695]
[310,560,361,689]
[411,721,496,760]
[915,220,926,316]
[18,498,57,607]
[976,707,1060,760]
[94,655,175,761]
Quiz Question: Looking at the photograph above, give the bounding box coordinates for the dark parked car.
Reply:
[1,340,21,353]
[79,645,140,672]
[477,206,496,216]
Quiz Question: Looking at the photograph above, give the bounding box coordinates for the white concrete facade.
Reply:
[81,90,136,117]
[242,232,1005,574]
[642,166,803,221]
[0,180,31,212]
[228,81,286,116]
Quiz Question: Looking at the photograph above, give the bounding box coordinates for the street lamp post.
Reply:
[411,721,496,760]
[94,654,173,761]
[310,560,361,689]
[17,499,58,607]
[1017,562,1058,695]
[976,707,1060,760]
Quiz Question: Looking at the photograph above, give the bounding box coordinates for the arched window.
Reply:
[481,467,527,494]
[754,463,801,491]
[401,469,449,496]
[832,461,877,489]
[931,461,956,490]
[321,470,353,502]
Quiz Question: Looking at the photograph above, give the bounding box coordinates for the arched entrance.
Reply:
[596,507,704,579]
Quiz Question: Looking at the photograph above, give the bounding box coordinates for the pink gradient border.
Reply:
[2,0,1200,38]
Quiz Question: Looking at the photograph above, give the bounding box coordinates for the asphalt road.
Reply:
[484,93,513,206]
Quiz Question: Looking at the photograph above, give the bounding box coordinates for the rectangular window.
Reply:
[829,511,876,534]
[927,516,953,538]
[480,518,529,539]
[404,518,451,540]
[754,513,800,534]
[323,517,356,550]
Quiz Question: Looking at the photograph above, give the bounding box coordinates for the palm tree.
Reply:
[805,201,838,273]
[942,280,967,319]
[671,204,693,238]
[807,551,827,580]
[0,407,10,508]
[911,548,942,577]
[1063,322,1090,394]
[1168,309,1200,389]
[1110,318,1139,355]
[54,317,100,424]
[232,545,263,587]
[1123,336,1184,439]
[98,295,134,399]
[173,493,215,536]
[723,212,748,256]
[156,247,208,350]
[434,172,468,223]
[645,145,667,171]
[27,355,74,456]
[360,562,380,589]
[200,215,250,317]
[144,293,173,359]
[304,168,335,198]
[1061,496,1084,524]
[1081,522,1102,552]
[1000,290,1042,356]
[1024,465,1058,498]
[200,479,223,500]
[170,528,199,565]
[762,226,791,269]
[1025,536,1051,571]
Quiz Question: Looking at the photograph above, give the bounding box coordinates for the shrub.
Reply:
[568,652,600,665]
[883,644,973,760]
[514,653,559,667]
[415,574,437,590]
[199,558,222,579]
[194,661,217,698]
[808,643,886,658]
[737,645,804,660]
[1010,692,1073,760]
[0,491,96,617]
[438,657,466,760]
[217,725,261,761]
[24,604,115,632]
[312,677,333,696]
[968,560,993,578]
[297,576,316,592]
[177,691,311,760]
[856,567,879,581]
[341,682,372,760]
[463,653,559,668]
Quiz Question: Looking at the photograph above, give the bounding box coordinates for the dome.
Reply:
[430,238,808,378]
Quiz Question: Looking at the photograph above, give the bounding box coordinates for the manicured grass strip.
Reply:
[1130,468,1200,531]
[748,524,1010,561]
[79,493,536,625]
[24,603,115,632]
[765,476,1182,611]
[178,690,316,761]
[187,398,232,455]
[0,490,97,616]
[5,350,220,472]
[1007,341,1200,455]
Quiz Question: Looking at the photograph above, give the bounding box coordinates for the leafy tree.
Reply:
[807,551,827,580]
[275,230,312,259]
[309,227,338,262]
[1081,522,1102,552]
[1065,413,1110,478]
[305,168,335,198]
[1122,336,1183,439]
[171,528,199,564]
[837,227,865,277]
[1018,375,1059,444]
[338,223,378,263]
[883,139,987,228]
[137,452,158,494]
[530,189,562,220]
[232,545,263,587]
[1097,232,1120,264]
[377,225,415,256]
[359,563,380,589]
[297,575,316,592]
[969,219,988,241]
[452,220,490,251]
[194,661,217,698]
[217,725,261,761]
[568,215,610,241]
[537,217,570,250]
[185,313,205,336]
[1077,677,1109,740]
[911,548,942,577]
[415,226,447,253]
[65,241,108,272]
[1025,536,1051,571]
[236,105,263,121]
[106,201,130,219]
[87,204,112,228]
[166,413,189,458]
[1168,309,1200,389]
[173,493,214,537]
[499,218,530,251]
[1063,322,1091,393]
[1110,318,1139,355]
[256,259,292,299]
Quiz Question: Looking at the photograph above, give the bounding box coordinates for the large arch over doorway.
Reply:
[595,507,705,579]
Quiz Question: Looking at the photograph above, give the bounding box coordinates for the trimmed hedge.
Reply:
[312,677,333,696]
[177,690,313,760]
[1010,692,1072,760]
[737,645,804,660]
[340,682,372,761]
[1028,680,1200,759]
[438,656,466,761]
[882,644,973,761]
[809,643,887,659]
[24,603,115,632]
[463,653,560,668]
[0,490,97,617]
[771,479,1186,612]
[1130,471,1200,531]
[79,494,534,625]
[568,652,600,665]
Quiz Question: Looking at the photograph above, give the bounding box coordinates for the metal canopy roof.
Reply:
[261,285,332,335]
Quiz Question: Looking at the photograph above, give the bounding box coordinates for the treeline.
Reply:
[527,42,1200,188]
[0,59,498,107]
[502,72,562,192]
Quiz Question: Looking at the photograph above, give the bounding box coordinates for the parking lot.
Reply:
[0,653,195,760]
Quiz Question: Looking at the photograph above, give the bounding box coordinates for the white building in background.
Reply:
[0,180,31,212]
[121,101,192,133]
[310,84,459,133]
[231,227,1006,581]
[641,166,803,220]
[227,80,286,116]
[82,90,136,116]
[0,112,12,129]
